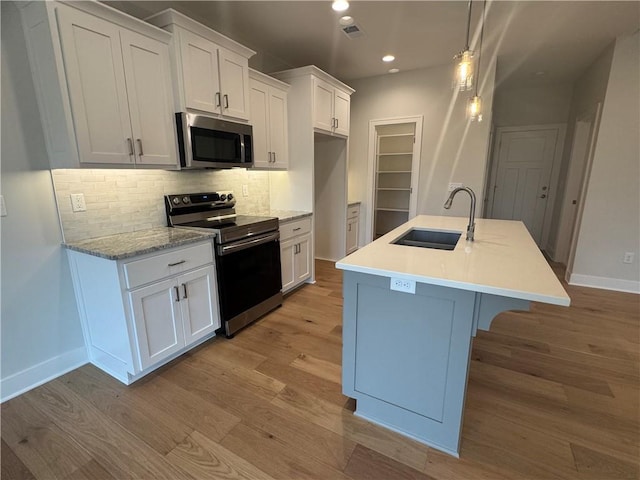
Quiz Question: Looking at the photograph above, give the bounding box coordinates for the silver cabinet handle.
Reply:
[272,152,276,163]
[127,138,134,156]
[168,260,186,267]
[335,118,339,129]
[293,227,301,232]
[224,94,229,109]
[268,152,273,163]
[174,286,180,302]
[182,283,188,299]
[215,92,221,107]
[136,139,144,156]
[540,194,547,199]
[348,223,351,232]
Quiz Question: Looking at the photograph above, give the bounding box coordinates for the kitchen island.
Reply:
[335,215,570,457]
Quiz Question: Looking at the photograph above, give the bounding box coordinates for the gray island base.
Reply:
[336,215,570,457]
[341,270,528,457]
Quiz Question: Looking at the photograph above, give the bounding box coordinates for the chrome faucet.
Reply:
[443,186,476,241]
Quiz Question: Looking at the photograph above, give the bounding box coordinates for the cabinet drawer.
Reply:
[124,242,213,289]
[347,204,360,219]
[279,217,312,241]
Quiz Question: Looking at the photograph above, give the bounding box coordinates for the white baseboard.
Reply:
[569,273,640,294]
[1,347,88,402]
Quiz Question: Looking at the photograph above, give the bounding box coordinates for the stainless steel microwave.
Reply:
[175,113,253,169]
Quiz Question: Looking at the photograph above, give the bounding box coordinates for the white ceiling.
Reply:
[104,1,640,89]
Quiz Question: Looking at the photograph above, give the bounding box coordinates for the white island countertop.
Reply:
[336,215,570,306]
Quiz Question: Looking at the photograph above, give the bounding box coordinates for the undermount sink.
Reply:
[392,228,462,251]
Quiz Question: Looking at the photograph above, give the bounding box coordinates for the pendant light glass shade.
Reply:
[467,95,482,122]
[454,49,474,91]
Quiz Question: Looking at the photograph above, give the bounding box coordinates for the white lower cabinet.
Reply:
[346,203,360,255]
[280,216,312,293]
[68,241,220,384]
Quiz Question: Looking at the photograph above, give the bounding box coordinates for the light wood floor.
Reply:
[2,260,639,479]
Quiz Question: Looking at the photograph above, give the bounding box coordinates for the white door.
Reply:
[56,4,133,165]
[280,238,296,291]
[490,128,558,246]
[313,78,334,133]
[269,87,288,168]
[249,78,270,167]
[295,234,312,283]
[333,89,350,136]
[178,266,220,346]
[218,49,250,120]
[130,279,184,370]
[120,30,176,166]
[179,29,221,114]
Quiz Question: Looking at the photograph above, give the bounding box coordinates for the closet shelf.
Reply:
[375,207,410,213]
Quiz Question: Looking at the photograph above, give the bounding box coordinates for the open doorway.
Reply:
[366,116,423,242]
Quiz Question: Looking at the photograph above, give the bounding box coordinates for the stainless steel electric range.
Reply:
[165,191,282,337]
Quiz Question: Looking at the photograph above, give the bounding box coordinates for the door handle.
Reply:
[335,118,339,129]
[223,94,229,109]
[182,283,188,299]
[136,139,144,156]
[127,138,134,156]
[272,152,276,163]
[215,92,221,108]
[174,286,180,302]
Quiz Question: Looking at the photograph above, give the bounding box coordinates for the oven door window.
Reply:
[216,238,282,321]
[191,126,240,163]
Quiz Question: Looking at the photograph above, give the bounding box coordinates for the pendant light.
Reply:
[467,0,486,121]
[453,0,474,91]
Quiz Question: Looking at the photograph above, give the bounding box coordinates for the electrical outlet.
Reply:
[70,193,86,212]
[242,184,249,197]
[623,252,635,264]
[448,182,463,192]
[390,277,416,294]
[0,195,6,217]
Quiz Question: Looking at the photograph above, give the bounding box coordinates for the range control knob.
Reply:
[220,194,227,201]
[182,196,190,204]
[227,193,234,201]
[172,197,180,205]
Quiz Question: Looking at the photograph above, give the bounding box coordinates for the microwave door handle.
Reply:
[240,135,246,165]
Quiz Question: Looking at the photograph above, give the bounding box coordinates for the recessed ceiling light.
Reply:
[339,15,354,26]
[332,0,349,12]
[389,68,400,74]
[382,55,395,63]
[535,71,546,76]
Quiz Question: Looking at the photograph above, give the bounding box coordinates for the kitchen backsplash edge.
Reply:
[52,168,271,242]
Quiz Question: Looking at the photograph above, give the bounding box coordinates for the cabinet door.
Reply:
[333,89,350,137]
[129,279,184,371]
[280,238,296,292]
[249,78,270,167]
[56,4,133,165]
[178,265,220,346]
[346,217,358,254]
[313,77,334,133]
[219,49,250,120]
[120,29,177,167]
[294,233,312,283]
[179,29,221,114]
[269,87,289,168]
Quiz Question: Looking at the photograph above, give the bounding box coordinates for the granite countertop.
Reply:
[267,210,312,223]
[64,227,214,261]
[336,215,570,306]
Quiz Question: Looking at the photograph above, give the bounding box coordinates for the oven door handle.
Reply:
[217,231,280,256]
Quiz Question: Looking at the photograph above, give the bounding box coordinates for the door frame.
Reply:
[486,123,566,251]
[565,103,603,282]
[366,115,423,244]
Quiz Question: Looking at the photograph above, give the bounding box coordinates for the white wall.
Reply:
[570,32,640,293]
[1,1,86,401]
[348,61,496,246]
[493,83,573,127]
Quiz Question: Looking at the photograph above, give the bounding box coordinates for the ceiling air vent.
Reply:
[342,24,364,39]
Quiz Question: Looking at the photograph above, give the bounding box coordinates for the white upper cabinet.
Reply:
[19,1,178,169]
[312,75,352,137]
[249,69,289,169]
[146,9,255,122]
